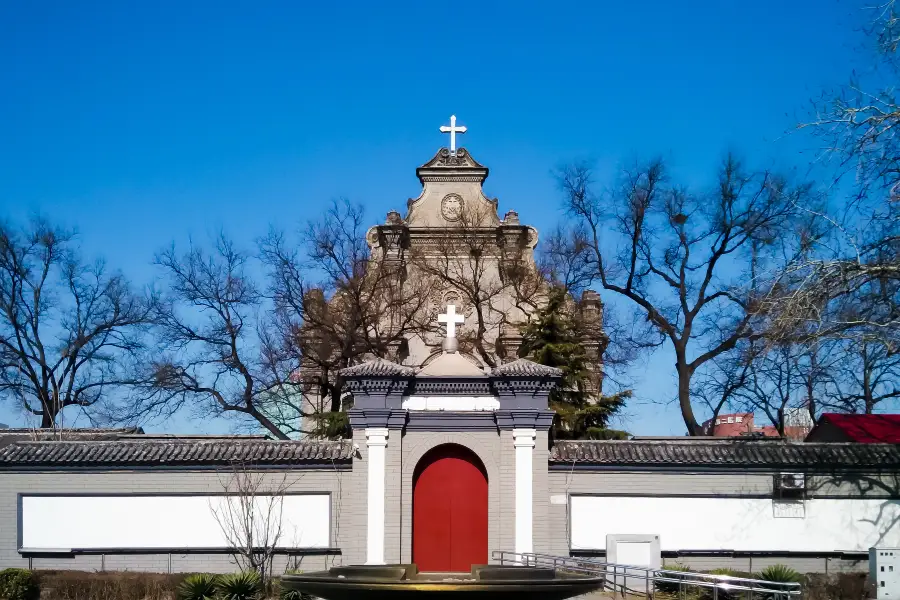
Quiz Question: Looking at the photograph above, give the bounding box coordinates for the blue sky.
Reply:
[0,1,872,434]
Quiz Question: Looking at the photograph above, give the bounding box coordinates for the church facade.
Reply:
[296,123,605,434]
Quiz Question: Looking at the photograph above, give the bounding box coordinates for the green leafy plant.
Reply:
[703,569,753,600]
[655,564,695,595]
[312,410,351,439]
[217,571,262,600]
[585,424,631,440]
[757,564,803,584]
[279,587,313,600]
[0,568,39,600]
[276,571,314,600]
[518,286,628,440]
[177,573,219,600]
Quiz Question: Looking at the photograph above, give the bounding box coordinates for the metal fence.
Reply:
[492,551,803,599]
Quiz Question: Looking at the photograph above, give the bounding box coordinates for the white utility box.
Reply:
[871,547,900,598]
[606,534,661,596]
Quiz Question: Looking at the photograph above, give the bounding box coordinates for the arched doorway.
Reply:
[412,444,488,572]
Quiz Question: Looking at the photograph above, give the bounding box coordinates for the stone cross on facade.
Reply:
[439,115,467,152]
[438,304,465,339]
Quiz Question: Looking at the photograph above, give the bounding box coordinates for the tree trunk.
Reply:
[863,343,875,414]
[328,384,341,414]
[248,408,290,440]
[677,362,703,435]
[39,395,61,429]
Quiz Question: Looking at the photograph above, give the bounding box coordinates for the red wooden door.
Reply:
[413,444,488,572]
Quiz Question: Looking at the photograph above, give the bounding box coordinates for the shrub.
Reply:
[804,572,869,600]
[655,565,755,599]
[276,572,314,600]
[655,564,694,595]
[0,569,39,600]
[757,564,803,584]
[177,573,219,600]
[279,587,310,600]
[217,571,262,600]
[704,568,752,600]
[35,570,182,600]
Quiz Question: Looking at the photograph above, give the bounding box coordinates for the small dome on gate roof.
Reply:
[418,352,486,377]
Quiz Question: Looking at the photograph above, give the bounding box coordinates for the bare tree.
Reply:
[695,336,841,436]
[541,226,655,385]
[801,0,900,203]
[770,2,900,344]
[736,343,817,436]
[540,225,596,296]
[691,348,752,434]
[260,199,433,437]
[408,203,545,367]
[735,5,900,428]
[130,234,296,439]
[0,218,156,428]
[822,335,900,414]
[559,156,814,434]
[211,463,299,589]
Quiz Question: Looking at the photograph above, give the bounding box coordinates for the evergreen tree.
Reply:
[518,286,629,440]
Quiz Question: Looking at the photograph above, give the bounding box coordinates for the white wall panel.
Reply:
[21,495,330,550]
[570,495,900,553]
[401,396,500,411]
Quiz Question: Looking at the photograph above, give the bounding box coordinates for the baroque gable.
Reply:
[404,147,502,228]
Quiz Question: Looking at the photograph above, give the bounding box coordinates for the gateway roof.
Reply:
[550,439,900,470]
[0,438,353,468]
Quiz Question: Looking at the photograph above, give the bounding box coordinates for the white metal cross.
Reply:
[437,304,465,339]
[439,115,467,152]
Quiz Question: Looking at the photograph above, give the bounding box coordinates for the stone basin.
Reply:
[281,564,604,600]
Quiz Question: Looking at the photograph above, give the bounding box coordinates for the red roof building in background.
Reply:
[805,413,900,443]
[701,412,810,440]
[703,413,764,437]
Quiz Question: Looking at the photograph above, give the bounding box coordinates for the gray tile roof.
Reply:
[339,358,415,378]
[550,439,900,469]
[492,358,562,378]
[0,427,144,442]
[0,439,354,468]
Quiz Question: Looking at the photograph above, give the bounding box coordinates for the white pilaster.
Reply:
[365,427,389,564]
[513,428,536,556]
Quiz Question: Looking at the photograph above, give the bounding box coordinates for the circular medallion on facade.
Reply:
[443,289,462,310]
[441,194,464,222]
[438,290,475,319]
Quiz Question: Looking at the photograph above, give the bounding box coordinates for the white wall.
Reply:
[21,494,330,551]
[570,495,900,553]
[401,396,499,411]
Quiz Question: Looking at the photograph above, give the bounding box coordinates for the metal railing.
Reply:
[492,551,802,599]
